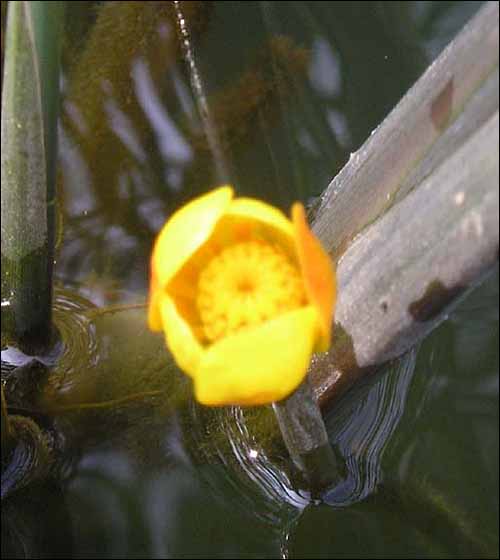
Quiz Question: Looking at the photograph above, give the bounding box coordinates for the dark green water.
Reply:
[2,2,498,558]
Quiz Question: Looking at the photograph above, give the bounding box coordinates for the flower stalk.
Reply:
[273,377,343,493]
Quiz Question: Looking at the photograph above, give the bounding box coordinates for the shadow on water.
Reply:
[1,1,497,558]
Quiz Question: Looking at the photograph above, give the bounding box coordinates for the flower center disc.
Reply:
[197,241,305,342]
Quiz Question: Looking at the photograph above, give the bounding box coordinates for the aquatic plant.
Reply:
[1,0,63,353]
[148,186,335,405]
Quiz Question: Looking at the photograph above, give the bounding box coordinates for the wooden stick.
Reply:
[309,1,499,406]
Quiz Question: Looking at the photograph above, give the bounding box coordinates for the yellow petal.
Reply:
[226,197,294,239]
[292,203,336,352]
[193,306,318,406]
[147,265,163,331]
[152,186,234,290]
[159,296,204,378]
[148,288,163,331]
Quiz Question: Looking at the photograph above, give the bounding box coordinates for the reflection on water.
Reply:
[188,403,310,514]
[1,1,497,558]
[32,268,495,558]
[43,347,420,557]
[53,1,484,306]
[324,350,418,506]
[184,350,419,515]
[55,0,440,298]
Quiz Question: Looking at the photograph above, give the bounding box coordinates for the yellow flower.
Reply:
[148,186,336,406]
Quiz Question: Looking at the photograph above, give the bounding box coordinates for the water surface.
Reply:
[1,2,497,558]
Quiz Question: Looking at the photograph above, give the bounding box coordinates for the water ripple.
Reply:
[52,289,100,389]
[323,349,418,506]
[184,351,417,522]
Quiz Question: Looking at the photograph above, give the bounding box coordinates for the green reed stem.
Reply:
[1,1,63,354]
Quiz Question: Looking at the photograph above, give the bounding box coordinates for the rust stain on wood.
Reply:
[409,279,466,323]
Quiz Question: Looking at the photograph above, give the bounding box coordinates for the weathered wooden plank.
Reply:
[309,2,499,406]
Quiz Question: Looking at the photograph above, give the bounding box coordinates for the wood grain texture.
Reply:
[309,2,499,407]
